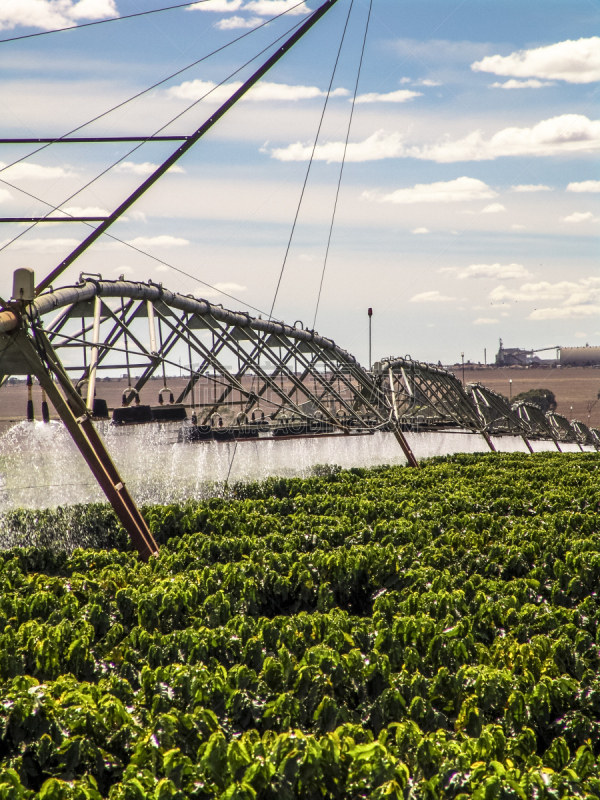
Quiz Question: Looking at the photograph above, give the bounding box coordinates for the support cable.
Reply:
[0,176,272,316]
[0,0,309,180]
[268,0,354,320]
[313,0,372,328]
[0,12,309,267]
[0,2,218,45]
[36,2,339,294]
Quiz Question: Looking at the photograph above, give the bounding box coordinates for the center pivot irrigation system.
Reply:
[0,0,597,559]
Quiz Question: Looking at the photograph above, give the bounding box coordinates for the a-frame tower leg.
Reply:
[13,328,158,561]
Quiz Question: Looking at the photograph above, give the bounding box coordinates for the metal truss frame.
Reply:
[466,382,534,453]
[1,279,396,435]
[512,401,562,451]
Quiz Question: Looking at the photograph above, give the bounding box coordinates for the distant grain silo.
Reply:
[560,346,600,366]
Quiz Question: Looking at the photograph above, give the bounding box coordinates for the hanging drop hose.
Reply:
[313,0,373,329]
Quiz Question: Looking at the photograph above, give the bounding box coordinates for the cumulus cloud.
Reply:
[0,161,69,179]
[114,161,184,176]
[482,203,506,213]
[270,115,600,163]
[411,114,600,163]
[126,236,189,248]
[567,180,600,192]
[473,318,499,324]
[192,282,247,298]
[412,227,429,234]
[410,290,455,303]
[0,189,11,203]
[490,79,554,89]
[512,224,526,230]
[0,0,117,30]
[471,37,600,84]
[169,79,347,103]
[363,177,497,205]
[511,184,553,192]
[242,0,310,15]
[188,0,243,10]
[491,277,600,319]
[562,211,596,222]
[271,130,404,162]
[440,263,533,280]
[49,205,108,217]
[215,14,262,28]
[355,90,422,104]
[531,305,600,319]
[0,237,79,251]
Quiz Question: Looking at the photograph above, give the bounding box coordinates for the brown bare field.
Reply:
[448,365,600,428]
[2,366,600,434]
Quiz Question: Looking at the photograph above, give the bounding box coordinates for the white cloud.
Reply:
[188,0,243,10]
[490,79,554,89]
[472,37,600,84]
[0,161,69,179]
[567,180,600,192]
[574,331,588,338]
[364,177,497,205]
[0,237,79,251]
[0,189,11,203]
[129,210,147,222]
[411,114,600,163]
[126,236,189,248]
[441,263,533,280]
[0,0,117,30]
[50,205,108,217]
[215,15,262,28]
[491,278,600,321]
[111,265,134,275]
[270,115,600,164]
[511,224,526,230]
[482,203,506,213]
[355,90,422,104]
[412,227,429,234]
[473,318,499,324]
[114,161,184,176]
[410,290,455,303]
[169,79,346,103]
[243,0,310,15]
[531,305,600,320]
[418,79,442,87]
[511,184,553,192]
[562,211,596,222]
[271,130,404,162]
[193,282,247,298]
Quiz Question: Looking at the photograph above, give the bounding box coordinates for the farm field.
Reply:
[1,452,600,798]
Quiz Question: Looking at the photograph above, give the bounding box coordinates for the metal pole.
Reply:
[13,330,159,560]
[86,295,101,411]
[461,352,464,386]
[368,307,372,371]
[509,379,512,401]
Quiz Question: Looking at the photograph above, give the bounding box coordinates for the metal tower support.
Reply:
[547,412,583,450]
[571,420,599,450]
[1,324,158,560]
[374,356,494,451]
[466,382,533,453]
[512,402,562,452]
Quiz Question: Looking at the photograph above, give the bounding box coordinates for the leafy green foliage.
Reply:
[512,389,558,413]
[1,452,600,798]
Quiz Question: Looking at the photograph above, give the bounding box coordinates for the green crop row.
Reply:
[1,452,600,799]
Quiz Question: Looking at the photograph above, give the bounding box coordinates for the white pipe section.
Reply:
[147,300,157,354]
[86,295,101,411]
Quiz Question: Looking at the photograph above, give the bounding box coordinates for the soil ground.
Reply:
[2,366,600,435]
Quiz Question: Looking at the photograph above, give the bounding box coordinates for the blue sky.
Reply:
[0,0,598,366]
